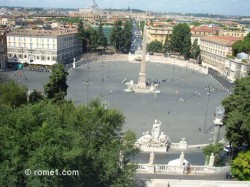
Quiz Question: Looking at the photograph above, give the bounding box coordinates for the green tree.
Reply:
[163,35,171,54]
[202,143,224,166]
[97,23,108,49]
[148,40,163,53]
[170,23,191,59]
[244,32,250,40]
[90,29,99,51]
[123,20,132,53]
[0,99,138,186]
[0,80,27,108]
[77,20,87,53]
[222,76,250,148]
[190,39,201,59]
[232,36,250,56]
[44,64,68,102]
[28,89,44,104]
[191,21,202,26]
[110,20,124,51]
[231,151,250,181]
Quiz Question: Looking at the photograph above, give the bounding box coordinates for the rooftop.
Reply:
[201,35,243,46]
[6,29,77,37]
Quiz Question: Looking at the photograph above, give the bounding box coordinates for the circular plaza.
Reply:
[10,57,229,145]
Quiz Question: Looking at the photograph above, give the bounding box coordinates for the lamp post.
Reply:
[101,60,104,97]
[172,57,175,82]
[83,79,92,103]
[203,91,211,133]
[183,64,188,100]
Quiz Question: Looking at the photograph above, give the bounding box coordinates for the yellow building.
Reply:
[200,36,243,73]
[146,26,173,44]
[219,29,248,37]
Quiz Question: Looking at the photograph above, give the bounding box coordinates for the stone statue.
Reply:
[150,84,156,92]
[179,152,185,166]
[209,153,215,167]
[130,80,134,88]
[151,119,161,141]
[159,132,167,144]
[119,151,124,169]
[137,132,146,144]
[135,131,153,147]
[149,151,155,165]
[215,106,225,121]
[179,138,188,149]
[144,131,152,145]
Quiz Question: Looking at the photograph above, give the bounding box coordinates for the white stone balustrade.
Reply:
[136,164,230,175]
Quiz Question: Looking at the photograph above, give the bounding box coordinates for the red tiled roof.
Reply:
[201,36,243,46]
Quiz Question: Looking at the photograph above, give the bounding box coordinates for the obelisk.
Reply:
[137,24,147,89]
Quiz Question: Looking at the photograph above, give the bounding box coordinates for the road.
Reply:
[208,68,234,91]
[130,20,142,54]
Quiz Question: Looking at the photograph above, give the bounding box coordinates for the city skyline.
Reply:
[1,0,250,16]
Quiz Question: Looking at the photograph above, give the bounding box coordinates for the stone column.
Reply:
[137,25,147,89]
[212,118,223,144]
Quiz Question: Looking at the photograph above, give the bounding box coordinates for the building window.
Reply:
[47,57,50,60]
[24,55,27,58]
[41,56,45,61]
[37,56,39,60]
[9,54,12,57]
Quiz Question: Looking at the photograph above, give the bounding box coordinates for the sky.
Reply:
[1,0,250,16]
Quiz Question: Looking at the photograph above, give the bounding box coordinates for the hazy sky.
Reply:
[1,0,250,16]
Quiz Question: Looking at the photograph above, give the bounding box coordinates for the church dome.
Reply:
[90,0,98,10]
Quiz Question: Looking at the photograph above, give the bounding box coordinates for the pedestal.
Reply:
[213,119,223,144]
[138,72,147,88]
[147,164,155,174]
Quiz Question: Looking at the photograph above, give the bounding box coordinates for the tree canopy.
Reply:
[147,40,163,53]
[190,39,201,59]
[0,99,138,186]
[97,23,108,49]
[202,143,224,166]
[231,151,250,181]
[170,23,191,59]
[110,20,132,53]
[232,33,250,56]
[0,80,28,108]
[222,76,250,148]
[163,35,171,54]
[77,20,88,53]
[44,64,68,102]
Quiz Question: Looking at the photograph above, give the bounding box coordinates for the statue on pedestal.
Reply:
[151,119,161,141]
[149,151,155,165]
[215,106,225,123]
[209,153,215,167]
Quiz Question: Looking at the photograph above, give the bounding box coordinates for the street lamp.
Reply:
[203,91,211,133]
[83,79,92,103]
[183,64,188,100]
[101,60,104,97]
[172,57,175,82]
